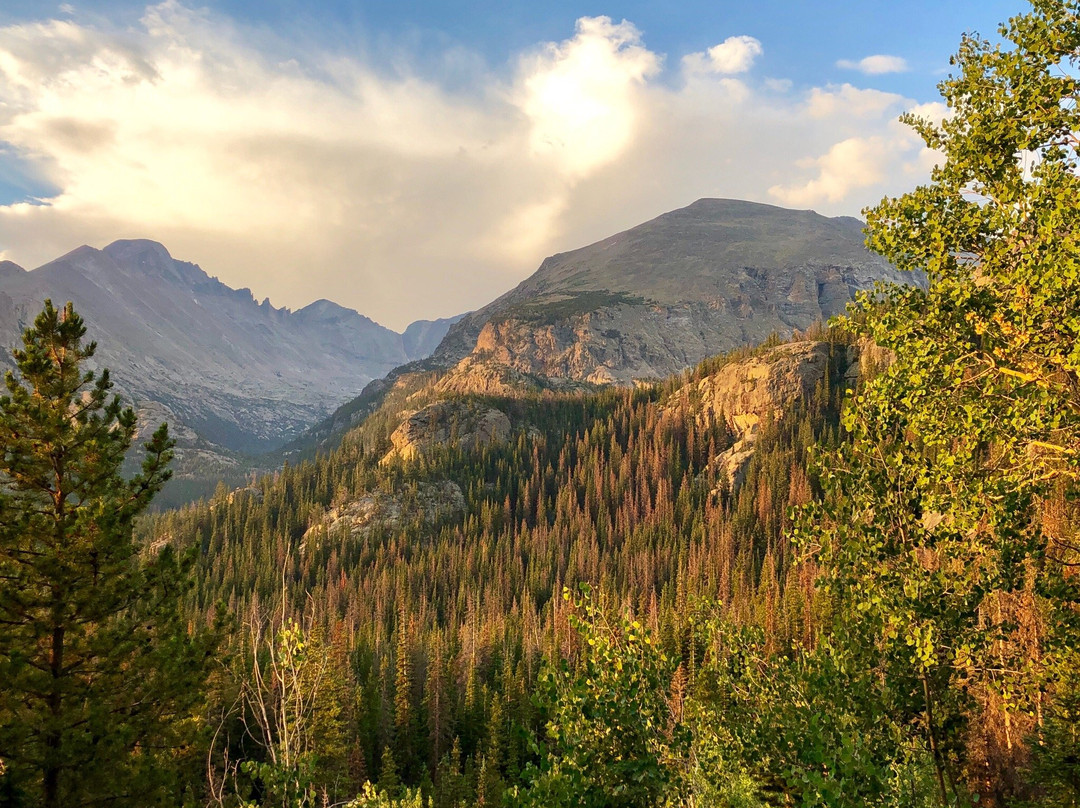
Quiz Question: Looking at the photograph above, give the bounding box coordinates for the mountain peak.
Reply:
[686,197,789,210]
[680,197,824,219]
[295,298,376,326]
[0,260,25,279]
[101,240,182,280]
[297,298,349,316]
[432,197,912,383]
[102,239,174,266]
[92,239,212,288]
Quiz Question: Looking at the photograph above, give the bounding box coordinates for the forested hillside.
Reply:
[145,330,850,805]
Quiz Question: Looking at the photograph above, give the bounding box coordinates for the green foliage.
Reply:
[513,586,689,808]
[787,1,1080,803]
[693,616,941,808]
[1028,651,1080,806]
[0,300,215,807]
[346,781,430,808]
[240,757,320,808]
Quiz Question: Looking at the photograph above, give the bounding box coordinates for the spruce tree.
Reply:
[0,300,212,807]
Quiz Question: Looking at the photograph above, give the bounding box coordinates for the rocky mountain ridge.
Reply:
[289,198,919,462]
[0,240,461,499]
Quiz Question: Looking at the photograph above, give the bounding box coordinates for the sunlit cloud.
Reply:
[519,17,658,177]
[0,3,939,328]
[837,54,909,75]
[682,35,763,75]
[769,100,945,207]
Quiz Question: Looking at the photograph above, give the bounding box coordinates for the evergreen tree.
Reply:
[379,746,401,798]
[0,300,214,807]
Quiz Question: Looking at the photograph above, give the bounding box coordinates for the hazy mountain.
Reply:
[0,240,457,486]
[402,315,466,361]
[0,260,24,281]
[433,198,917,386]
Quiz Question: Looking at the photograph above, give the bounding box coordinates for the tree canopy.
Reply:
[0,300,214,808]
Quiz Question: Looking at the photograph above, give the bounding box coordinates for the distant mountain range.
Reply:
[0,239,461,493]
[0,199,921,501]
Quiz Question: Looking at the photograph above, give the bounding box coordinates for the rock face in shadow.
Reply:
[433,199,919,389]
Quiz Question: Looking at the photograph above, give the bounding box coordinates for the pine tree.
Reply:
[379,745,401,798]
[0,300,213,807]
[394,616,417,779]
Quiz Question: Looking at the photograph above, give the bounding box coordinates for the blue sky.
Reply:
[0,1,1018,96]
[0,1,1025,326]
[2,2,1020,89]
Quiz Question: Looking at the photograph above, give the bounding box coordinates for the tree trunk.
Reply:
[44,623,65,808]
[922,671,950,808]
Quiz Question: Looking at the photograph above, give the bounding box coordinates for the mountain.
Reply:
[286,198,919,456]
[0,260,24,281]
[0,240,459,495]
[433,198,917,388]
[402,315,465,360]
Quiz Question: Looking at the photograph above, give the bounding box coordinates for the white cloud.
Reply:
[682,35,763,75]
[805,84,906,120]
[837,54,909,75]
[518,16,659,178]
[0,4,940,328]
[770,136,898,205]
[769,106,943,207]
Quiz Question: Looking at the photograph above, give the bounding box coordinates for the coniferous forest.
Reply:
[3,2,1080,807]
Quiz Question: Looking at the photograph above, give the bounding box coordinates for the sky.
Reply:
[0,1,1020,329]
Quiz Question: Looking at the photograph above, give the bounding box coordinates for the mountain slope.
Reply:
[434,198,916,385]
[402,315,466,361]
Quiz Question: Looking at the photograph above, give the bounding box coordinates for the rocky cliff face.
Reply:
[381,400,513,464]
[431,199,918,391]
[666,341,832,487]
[665,339,886,488]
[301,480,465,549]
[671,341,832,433]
